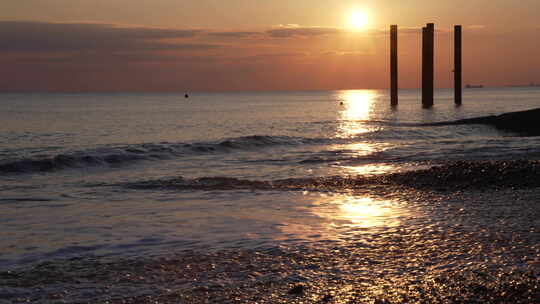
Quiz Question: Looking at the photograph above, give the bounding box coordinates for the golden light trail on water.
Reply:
[337,90,377,138]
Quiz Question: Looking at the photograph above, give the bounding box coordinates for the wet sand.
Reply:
[2,160,540,303]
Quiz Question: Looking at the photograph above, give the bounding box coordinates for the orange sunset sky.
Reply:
[1,0,540,92]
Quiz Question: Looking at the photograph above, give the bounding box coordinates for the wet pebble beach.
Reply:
[2,160,540,303]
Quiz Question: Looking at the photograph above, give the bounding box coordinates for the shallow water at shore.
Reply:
[2,160,540,302]
[2,182,539,303]
[2,89,540,302]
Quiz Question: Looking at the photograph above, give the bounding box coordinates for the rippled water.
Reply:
[1,88,540,270]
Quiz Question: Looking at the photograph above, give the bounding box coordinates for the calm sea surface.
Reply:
[1,88,540,269]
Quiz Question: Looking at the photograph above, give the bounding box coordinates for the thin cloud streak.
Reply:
[207,31,262,38]
[267,27,343,38]
[0,21,210,52]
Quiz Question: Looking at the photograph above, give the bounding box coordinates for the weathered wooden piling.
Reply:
[390,25,398,106]
[422,23,434,108]
[454,25,462,105]
[422,26,428,106]
[428,23,434,107]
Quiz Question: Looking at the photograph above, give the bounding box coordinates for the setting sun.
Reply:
[349,10,369,30]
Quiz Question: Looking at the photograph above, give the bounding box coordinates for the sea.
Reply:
[1,87,540,271]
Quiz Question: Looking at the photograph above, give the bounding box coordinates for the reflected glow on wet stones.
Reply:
[317,195,407,229]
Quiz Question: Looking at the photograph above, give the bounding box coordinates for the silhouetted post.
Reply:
[422,23,434,108]
[428,23,434,106]
[454,25,462,105]
[390,25,398,106]
[422,26,428,106]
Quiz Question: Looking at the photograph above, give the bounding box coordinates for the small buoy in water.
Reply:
[185,93,189,98]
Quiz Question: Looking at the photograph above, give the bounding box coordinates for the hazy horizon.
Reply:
[3,85,540,94]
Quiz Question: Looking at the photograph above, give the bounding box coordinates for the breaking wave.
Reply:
[0,135,326,175]
[121,160,540,192]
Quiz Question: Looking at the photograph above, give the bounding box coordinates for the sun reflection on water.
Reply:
[330,90,396,176]
[343,163,396,176]
[278,193,413,242]
[336,90,378,138]
[316,194,405,229]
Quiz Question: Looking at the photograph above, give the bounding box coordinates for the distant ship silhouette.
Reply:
[465,84,483,89]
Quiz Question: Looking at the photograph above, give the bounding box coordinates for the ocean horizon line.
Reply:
[1,85,538,95]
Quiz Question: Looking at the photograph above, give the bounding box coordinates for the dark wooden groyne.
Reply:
[424,107,540,135]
